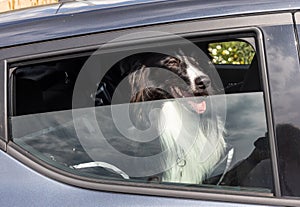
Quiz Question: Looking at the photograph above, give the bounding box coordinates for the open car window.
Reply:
[9,33,272,194]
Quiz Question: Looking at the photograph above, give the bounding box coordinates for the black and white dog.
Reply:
[118,52,226,184]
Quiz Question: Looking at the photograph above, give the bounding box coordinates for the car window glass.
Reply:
[9,34,273,194]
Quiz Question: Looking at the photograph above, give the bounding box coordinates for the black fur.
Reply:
[122,52,213,103]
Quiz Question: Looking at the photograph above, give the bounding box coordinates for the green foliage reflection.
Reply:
[209,41,255,65]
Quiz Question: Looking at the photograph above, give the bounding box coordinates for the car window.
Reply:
[9,33,273,194]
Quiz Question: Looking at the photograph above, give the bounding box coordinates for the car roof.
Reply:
[56,0,300,16]
[0,0,299,48]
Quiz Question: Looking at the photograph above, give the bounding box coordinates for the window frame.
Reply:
[3,14,287,205]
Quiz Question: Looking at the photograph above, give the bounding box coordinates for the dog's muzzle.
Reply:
[170,86,208,114]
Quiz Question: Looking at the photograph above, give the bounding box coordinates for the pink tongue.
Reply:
[188,100,206,114]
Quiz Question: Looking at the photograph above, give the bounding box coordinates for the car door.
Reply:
[0,8,299,207]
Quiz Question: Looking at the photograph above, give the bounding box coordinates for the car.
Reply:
[1,0,300,206]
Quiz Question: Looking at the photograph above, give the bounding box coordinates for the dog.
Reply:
[116,52,226,184]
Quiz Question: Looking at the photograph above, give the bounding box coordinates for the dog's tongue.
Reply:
[188,100,206,114]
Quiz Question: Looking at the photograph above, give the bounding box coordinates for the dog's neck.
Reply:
[158,100,226,184]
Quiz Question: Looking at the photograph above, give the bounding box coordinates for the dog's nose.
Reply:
[194,76,211,89]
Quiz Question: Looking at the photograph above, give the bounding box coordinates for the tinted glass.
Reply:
[273,16,300,196]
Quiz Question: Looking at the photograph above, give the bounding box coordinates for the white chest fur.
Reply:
[158,101,226,184]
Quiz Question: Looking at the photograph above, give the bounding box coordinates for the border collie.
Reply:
[123,52,226,184]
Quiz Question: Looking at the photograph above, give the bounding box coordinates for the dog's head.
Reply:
[124,52,214,114]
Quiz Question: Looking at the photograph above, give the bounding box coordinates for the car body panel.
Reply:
[0,150,271,207]
[0,0,299,48]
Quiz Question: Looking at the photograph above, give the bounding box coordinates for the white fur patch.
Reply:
[184,56,208,91]
[158,101,226,184]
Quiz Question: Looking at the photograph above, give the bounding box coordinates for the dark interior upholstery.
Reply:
[239,55,261,92]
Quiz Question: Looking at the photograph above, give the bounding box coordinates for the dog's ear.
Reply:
[125,61,152,129]
[128,64,151,102]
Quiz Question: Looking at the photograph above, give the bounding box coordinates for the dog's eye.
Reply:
[167,59,179,67]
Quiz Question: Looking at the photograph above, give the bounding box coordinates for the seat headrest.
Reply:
[240,55,261,92]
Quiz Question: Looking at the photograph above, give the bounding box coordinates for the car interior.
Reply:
[11,38,261,116]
